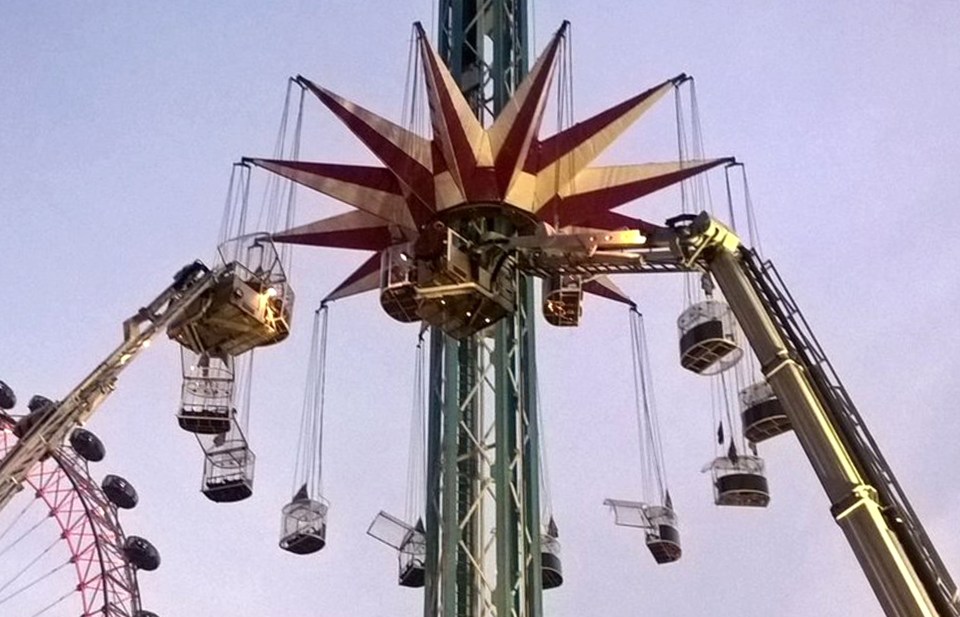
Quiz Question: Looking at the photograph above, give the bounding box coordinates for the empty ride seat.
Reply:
[178,350,235,434]
[203,476,253,503]
[201,442,255,503]
[279,486,328,555]
[399,560,425,588]
[398,519,426,588]
[707,454,770,508]
[123,536,161,571]
[178,406,234,435]
[740,381,790,443]
[69,428,106,462]
[715,472,770,507]
[646,523,682,564]
[677,301,742,375]
[541,518,563,589]
[541,549,563,589]
[642,505,681,564]
[102,474,139,509]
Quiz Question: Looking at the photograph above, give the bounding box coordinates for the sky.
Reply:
[2,2,960,616]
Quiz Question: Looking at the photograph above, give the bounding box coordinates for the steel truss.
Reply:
[0,417,141,616]
[427,5,541,617]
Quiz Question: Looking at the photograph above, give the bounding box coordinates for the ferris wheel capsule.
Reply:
[123,536,161,571]
[0,380,16,410]
[69,428,106,462]
[102,474,139,509]
[13,395,57,438]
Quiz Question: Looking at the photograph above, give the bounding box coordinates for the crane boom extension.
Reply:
[499,213,957,616]
[740,249,960,616]
[707,245,954,617]
[0,261,215,512]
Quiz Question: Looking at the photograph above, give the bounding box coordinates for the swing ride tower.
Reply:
[2,2,960,617]
[428,3,542,617]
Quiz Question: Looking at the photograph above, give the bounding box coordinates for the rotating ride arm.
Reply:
[0,261,215,512]
[508,213,957,617]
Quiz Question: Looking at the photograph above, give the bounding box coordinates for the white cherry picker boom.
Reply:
[0,234,293,513]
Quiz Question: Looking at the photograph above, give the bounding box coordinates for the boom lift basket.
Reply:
[178,349,235,434]
[168,234,294,357]
[740,380,790,443]
[677,300,742,374]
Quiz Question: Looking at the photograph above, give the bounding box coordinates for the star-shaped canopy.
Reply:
[248,22,731,305]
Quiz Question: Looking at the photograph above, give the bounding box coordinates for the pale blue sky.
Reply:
[2,2,960,616]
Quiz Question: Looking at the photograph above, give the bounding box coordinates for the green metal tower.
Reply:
[425,2,542,617]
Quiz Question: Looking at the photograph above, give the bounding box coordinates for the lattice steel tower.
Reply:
[426,3,541,617]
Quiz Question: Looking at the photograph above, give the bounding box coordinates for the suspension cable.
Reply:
[535,378,554,523]
[0,518,47,561]
[27,587,73,617]
[0,537,60,594]
[630,308,669,505]
[279,85,306,277]
[723,163,739,232]
[0,559,71,606]
[292,305,330,498]
[237,351,255,435]
[0,496,40,547]
[550,26,573,229]
[404,332,427,523]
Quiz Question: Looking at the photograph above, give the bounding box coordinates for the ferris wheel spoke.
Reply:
[0,558,72,606]
[26,587,73,617]
[0,495,42,547]
[0,537,60,594]
[0,517,48,560]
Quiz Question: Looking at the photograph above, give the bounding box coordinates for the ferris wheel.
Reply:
[0,384,158,617]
